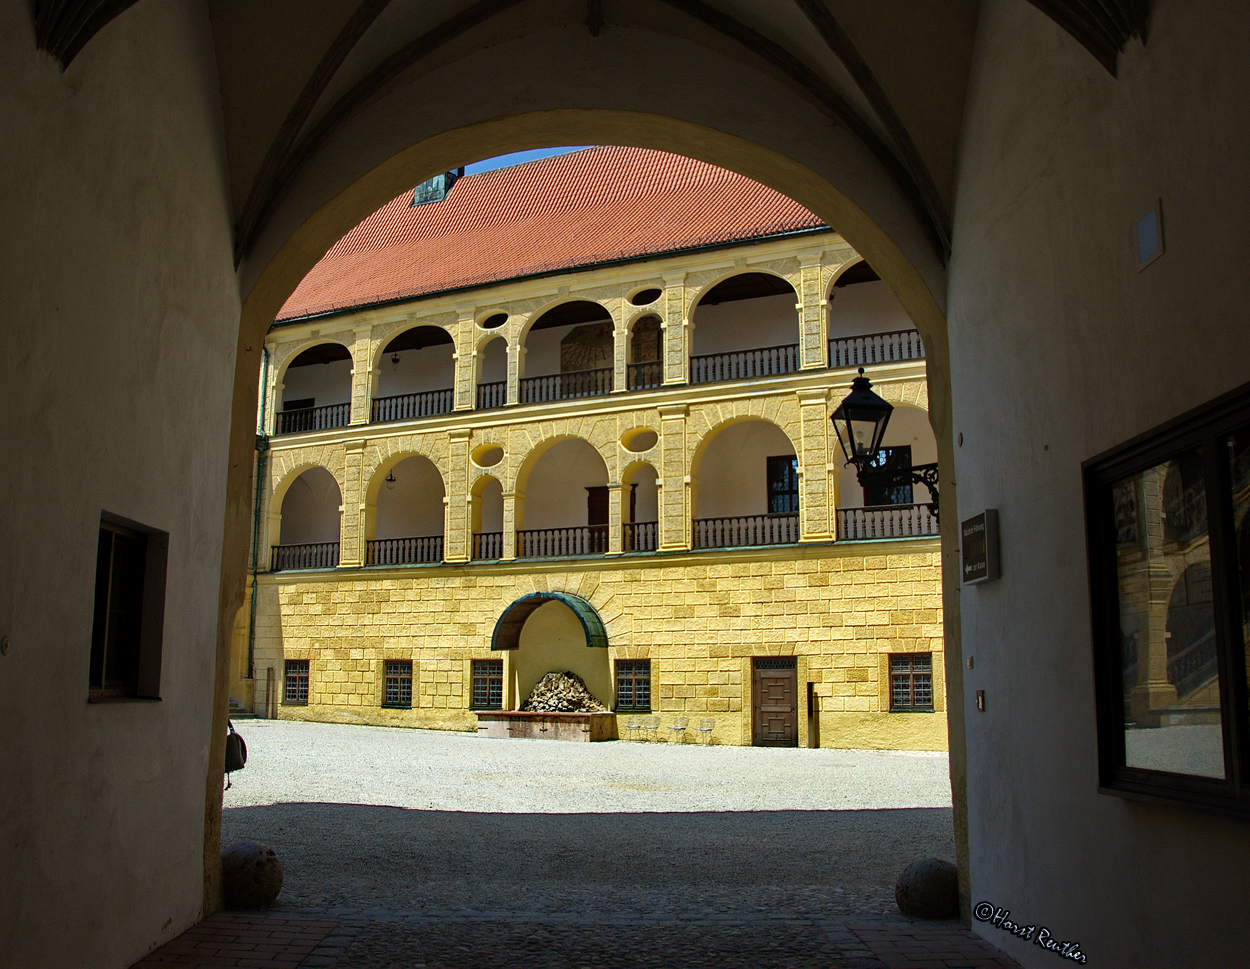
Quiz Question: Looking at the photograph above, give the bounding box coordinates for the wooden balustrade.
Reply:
[517,525,609,558]
[371,388,453,423]
[472,531,503,559]
[365,535,444,565]
[276,402,350,435]
[828,329,924,369]
[624,521,658,552]
[627,361,663,390]
[836,503,938,540]
[476,381,506,410]
[520,367,613,403]
[270,542,340,571]
[692,513,799,549]
[689,343,799,384]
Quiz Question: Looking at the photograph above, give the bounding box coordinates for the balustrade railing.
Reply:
[277,403,350,435]
[472,531,504,560]
[692,513,799,549]
[270,542,340,571]
[624,521,658,552]
[371,388,453,423]
[628,361,663,391]
[828,329,924,369]
[836,504,938,540]
[517,525,609,558]
[366,535,443,565]
[520,367,613,403]
[477,381,506,410]
[690,343,799,384]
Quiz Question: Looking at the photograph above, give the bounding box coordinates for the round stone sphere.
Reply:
[221,841,284,909]
[895,857,959,919]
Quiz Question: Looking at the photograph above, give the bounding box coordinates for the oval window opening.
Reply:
[630,288,662,307]
[622,429,658,453]
[481,313,508,329]
[472,444,504,468]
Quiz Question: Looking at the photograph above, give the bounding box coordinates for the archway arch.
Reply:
[515,436,610,557]
[519,299,615,402]
[470,473,504,559]
[690,417,799,549]
[275,341,353,434]
[364,454,446,564]
[271,466,342,570]
[372,324,455,420]
[622,460,660,552]
[689,272,800,383]
[626,313,663,390]
[475,333,508,410]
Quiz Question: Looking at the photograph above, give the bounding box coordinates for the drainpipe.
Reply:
[246,347,270,681]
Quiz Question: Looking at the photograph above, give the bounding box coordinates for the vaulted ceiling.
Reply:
[34,0,1150,268]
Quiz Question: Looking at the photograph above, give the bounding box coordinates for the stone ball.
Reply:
[221,841,284,909]
[895,857,959,919]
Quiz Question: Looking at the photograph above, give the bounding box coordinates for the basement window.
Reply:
[383,660,413,708]
[471,659,503,710]
[88,514,168,701]
[1085,380,1250,815]
[889,653,933,712]
[284,659,310,705]
[615,660,652,712]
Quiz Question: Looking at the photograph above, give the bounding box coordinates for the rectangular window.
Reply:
[471,659,503,710]
[767,455,799,514]
[1085,381,1250,813]
[383,660,413,708]
[616,659,652,712]
[890,653,933,711]
[89,514,167,700]
[864,446,914,506]
[284,659,309,705]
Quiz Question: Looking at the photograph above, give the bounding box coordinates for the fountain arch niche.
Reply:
[479,592,614,741]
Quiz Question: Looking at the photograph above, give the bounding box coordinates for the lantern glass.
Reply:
[830,369,893,471]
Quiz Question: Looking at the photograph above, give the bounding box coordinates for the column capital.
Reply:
[658,403,688,419]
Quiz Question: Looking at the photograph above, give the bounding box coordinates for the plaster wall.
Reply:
[0,2,239,967]
[374,341,456,398]
[512,600,612,707]
[692,292,798,356]
[281,358,352,408]
[374,456,445,539]
[525,321,587,376]
[949,2,1250,965]
[696,420,797,519]
[279,468,343,546]
[828,279,914,341]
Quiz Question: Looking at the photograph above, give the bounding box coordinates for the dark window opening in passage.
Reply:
[864,446,914,506]
[384,660,413,708]
[472,659,503,710]
[89,514,167,700]
[284,659,310,705]
[890,653,933,711]
[616,659,652,712]
[767,455,799,514]
[283,397,315,411]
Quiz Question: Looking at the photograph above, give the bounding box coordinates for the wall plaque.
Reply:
[961,509,1000,584]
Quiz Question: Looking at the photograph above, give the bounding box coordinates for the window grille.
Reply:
[890,653,933,711]
[384,660,413,708]
[767,455,799,514]
[864,446,914,506]
[471,659,503,710]
[284,659,310,705]
[616,659,652,712]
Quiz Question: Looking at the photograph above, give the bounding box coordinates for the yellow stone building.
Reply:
[235,147,945,750]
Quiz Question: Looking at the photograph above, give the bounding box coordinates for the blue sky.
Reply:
[464,147,590,174]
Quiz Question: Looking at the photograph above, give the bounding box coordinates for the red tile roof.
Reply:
[276,146,826,322]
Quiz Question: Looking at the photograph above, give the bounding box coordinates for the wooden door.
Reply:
[752,657,798,746]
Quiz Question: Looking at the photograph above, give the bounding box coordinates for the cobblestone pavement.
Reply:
[150,722,1022,968]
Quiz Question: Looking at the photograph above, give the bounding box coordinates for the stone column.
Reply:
[658,403,690,551]
[261,343,282,436]
[606,482,624,554]
[662,273,688,386]
[797,389,834,541]
[502,491,521,560]
[340,440,368,567]
[444,429,472,562]
[453,312,475,411]
[798,256,827,370]
[612,308,629,394]
[506,341,525,406]
[349,325,374,425]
